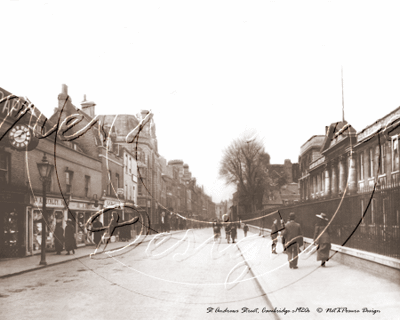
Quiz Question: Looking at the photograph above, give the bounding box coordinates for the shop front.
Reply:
[0,190,28,258]
[68,200,102,246]
[27,195,66,256]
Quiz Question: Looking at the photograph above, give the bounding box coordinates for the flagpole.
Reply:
[341,66,345,122]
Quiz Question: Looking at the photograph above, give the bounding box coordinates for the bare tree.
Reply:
[219,132,270,214]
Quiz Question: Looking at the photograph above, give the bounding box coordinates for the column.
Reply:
[331,159,338,197]
[324,164,331,198]
[312,175,316,198]
[339,155,347,195]
[348,151,358,194]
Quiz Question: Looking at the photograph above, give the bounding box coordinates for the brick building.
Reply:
[0,85,103,258]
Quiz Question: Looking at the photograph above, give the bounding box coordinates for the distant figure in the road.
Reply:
[213,219,221,241]
[54,223,64,255]
[243,223,249,237]
[65,219,77,255]
[313,213,331,267]
[225,222,232,243]
[282,212,303,269]
[230,222,237,243]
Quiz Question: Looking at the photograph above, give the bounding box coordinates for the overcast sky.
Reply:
[2,0,400,203]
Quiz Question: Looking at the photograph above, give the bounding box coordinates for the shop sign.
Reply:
[117,188,124,195]
[68,201,99,211]
[104,199,123,209]
[33,196,64,208]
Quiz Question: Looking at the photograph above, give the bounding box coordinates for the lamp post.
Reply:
[37,153,54,266]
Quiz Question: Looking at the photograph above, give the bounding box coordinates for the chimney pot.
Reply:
[62,84,68,95]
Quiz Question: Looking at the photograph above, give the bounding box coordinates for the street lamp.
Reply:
[37,153,54,266]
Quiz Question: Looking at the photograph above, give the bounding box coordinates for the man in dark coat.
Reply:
[65,219,77,255]
[54,223,64,255]
[243,223,249,237]
[282,212,303,269]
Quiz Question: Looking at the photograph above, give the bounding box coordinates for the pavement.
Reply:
[1,228,399,319]
[0,232,176,279]
[236,230,400,319]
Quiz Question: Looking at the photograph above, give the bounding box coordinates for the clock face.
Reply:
[9,125,32,150]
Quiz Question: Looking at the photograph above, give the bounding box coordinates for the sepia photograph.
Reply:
[1,1,400,319]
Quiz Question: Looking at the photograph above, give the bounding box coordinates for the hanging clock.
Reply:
[8,124,32,150]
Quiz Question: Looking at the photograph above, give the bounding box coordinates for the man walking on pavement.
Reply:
[282,212,303,269]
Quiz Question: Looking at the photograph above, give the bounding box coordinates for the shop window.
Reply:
[392,136,399,172]
[84,175,90,198]
[2,208,18,256]
[0,151,10,185]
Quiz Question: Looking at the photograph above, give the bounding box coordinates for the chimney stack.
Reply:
[81,94,96,118]
[58,84,69,109]
[62,84,68,95]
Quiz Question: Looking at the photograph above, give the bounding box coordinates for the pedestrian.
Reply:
[225,222,231,243]
[54,223,64,255]
[65,219,77,255]
[212,219,221,241]
[230,222,237,243]
[161,212,168,233]
[92,217,103,247]
[271,219,279,254]
[314,213,331,267]
[282,212,303,269]
[89,211,138,251]
[243,223,249,237]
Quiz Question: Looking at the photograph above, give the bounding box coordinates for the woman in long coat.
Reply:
[54,223,64,255]
[313,213,331,267]
[65,219,77,255]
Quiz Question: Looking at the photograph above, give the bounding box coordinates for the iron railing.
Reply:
[244,187,400,259]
